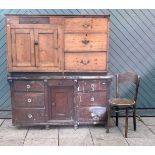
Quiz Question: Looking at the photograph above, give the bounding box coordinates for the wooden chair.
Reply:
[106,71,140,138]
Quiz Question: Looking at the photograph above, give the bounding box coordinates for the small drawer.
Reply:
[19,17,49,24]
[13,92,44,107]
[65,52,107,72]
[65,33,108,52]
[77,80,107,92]
[14,81,44,92]
[13,108,45,123]
[65,18,108,32]
[47,79,74,86]
[77,92,107,106]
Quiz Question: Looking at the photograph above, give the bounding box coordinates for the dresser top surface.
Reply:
[8,73,113,80]
[5,14,110,18]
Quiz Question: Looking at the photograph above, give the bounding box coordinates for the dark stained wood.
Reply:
[13,92,44,107]
[13,108,46,124]
[48,80,74,86]
[10,77,112,126]
[77,92,107,106]
[19,17,49,24]
[13,81,44,92]
[49,86,74,120]
[77,80,107,92]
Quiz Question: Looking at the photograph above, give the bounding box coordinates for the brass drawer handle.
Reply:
[27,98,32,103]
[80,60,90,65]
[26,84,31,89]
[27,114,33,119]
[82,24,90,28]
[82,39,90,45]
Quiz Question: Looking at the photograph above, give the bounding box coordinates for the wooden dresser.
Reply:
[6,15,112,128]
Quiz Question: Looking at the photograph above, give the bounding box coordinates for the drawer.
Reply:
[13,108,45,123]
[78,107,106,122]
[77,92,107,106]
[48,79,74,86]
[78,107,93,122]
[13,92,44,107]
[14,81,44,92]
[19,17,49,24]
[65,52,107,71]
[65,18,108,32]
[65,33,108,52]
[77,80,107,91]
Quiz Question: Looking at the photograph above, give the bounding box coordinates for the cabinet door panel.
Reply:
[50,86,74,120]
[11,29,35,67]
[35,29,59,68]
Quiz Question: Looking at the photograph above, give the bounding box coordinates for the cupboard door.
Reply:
[50,86,74,120]
[35,29,60,69]
[11,29,35,67]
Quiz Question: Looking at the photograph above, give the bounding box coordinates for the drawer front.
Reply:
[65,18,108,32]
[77,80,107,91]
[13,93,44,107]
[78,107,93,122]
[65,52,107,71]
[13,108,45,123]
[77,92,107,106]
[48,79,74,86]
[65,33,108,52]
[78,107,106,122]
[19,17,49,24]
[14,81,44,92]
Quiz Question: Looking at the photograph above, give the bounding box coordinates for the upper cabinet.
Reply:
[6,15,110,73]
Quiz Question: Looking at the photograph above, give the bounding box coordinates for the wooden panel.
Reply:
[13,108,45,123]
[77,80,107,92]
[13,92,44,107]
[77,92,107,106]
[65,18,108,32]
[48,80,74,86]
[65,52,107,71]
[78,107,93,122]
[35,29,59,68]
[65,33,108,52]
[14,81,44,92]
[50,86,74,120]
[11,29,35,67]
[78,107,106,122]
[19,17,49,24]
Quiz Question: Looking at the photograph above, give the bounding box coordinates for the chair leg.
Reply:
[106,105,111,133]
[133,106,136,131]
[116,107,119,126]
[125,108,128,138]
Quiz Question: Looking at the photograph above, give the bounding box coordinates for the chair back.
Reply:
[116,71,140,102]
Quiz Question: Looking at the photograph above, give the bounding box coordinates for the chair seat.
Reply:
[109,98,135,107]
